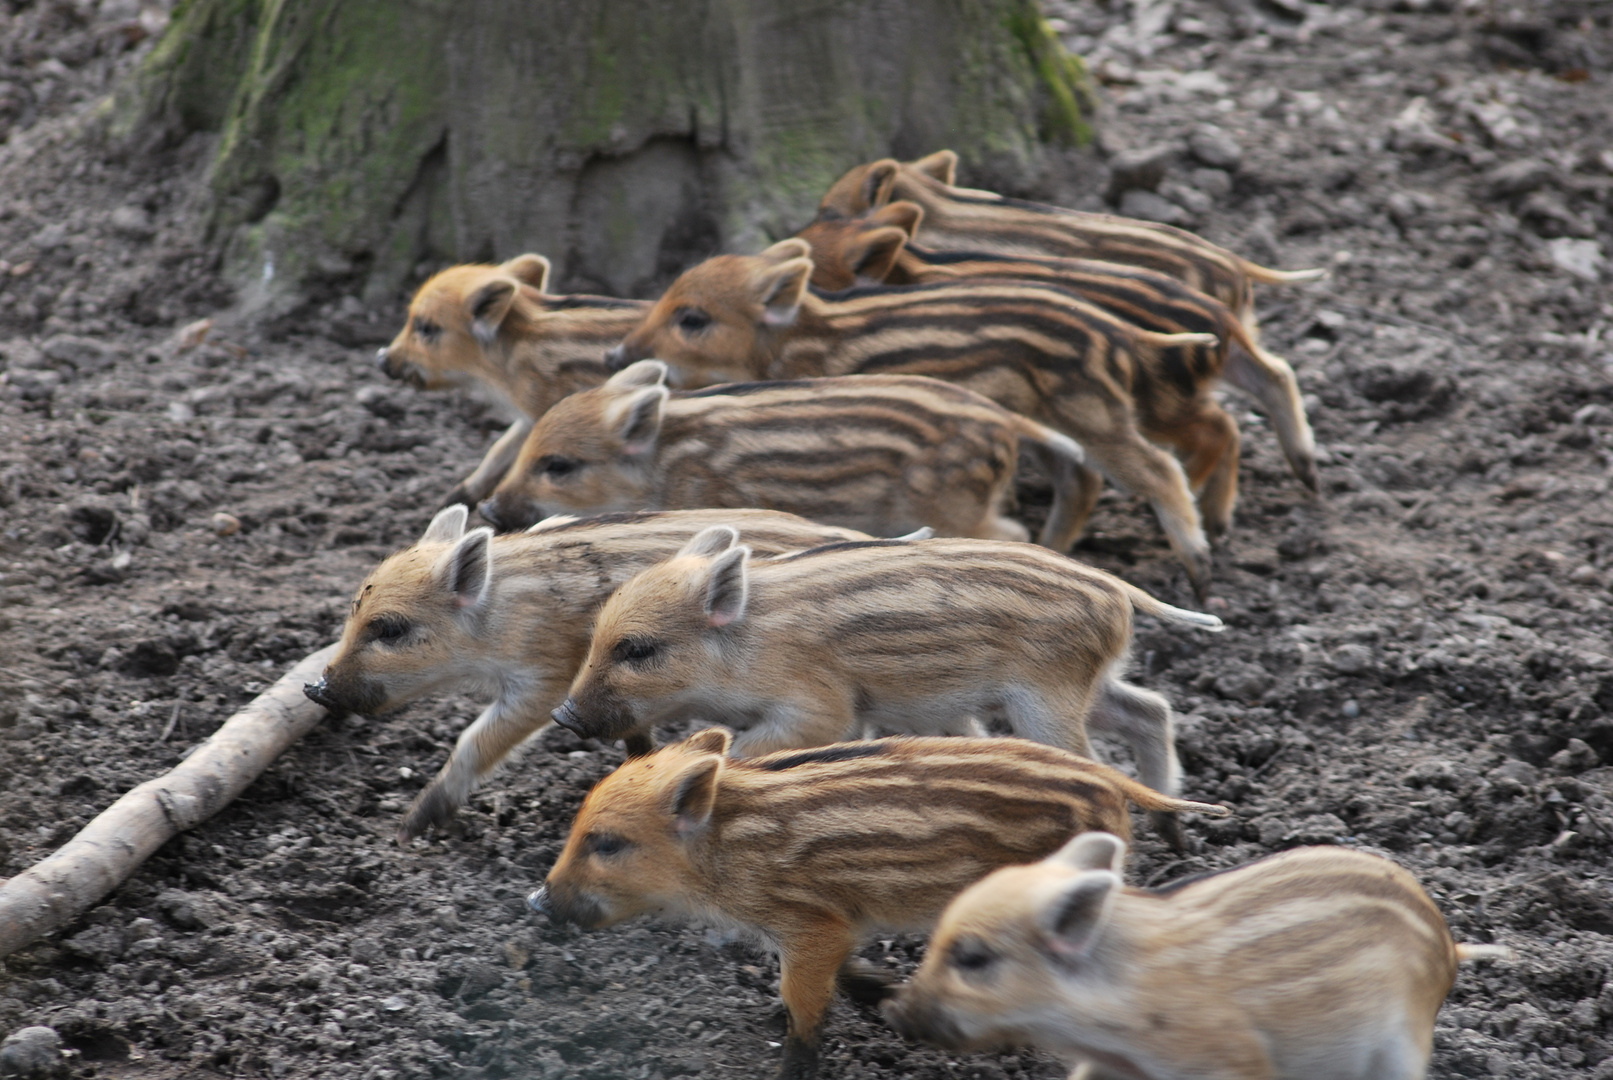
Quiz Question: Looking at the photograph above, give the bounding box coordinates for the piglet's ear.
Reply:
[439,527,494,610]
[469,277,519,345]
[1050,832,1126,875]
[759,238,811,264]
[1043,872,1120,960]
[605,358,669,389]
[908,149,958,186]
[873,200,924,238]
[704,545,751,628]
[682,727,733,756]
[501,254,552,291]
[669,755,723,836]
[609,385,668,456]
[860,160,900,209]
[847,227,908,284]
[421,504,468,544]
[755,258,813,328]
[678,525,738,559]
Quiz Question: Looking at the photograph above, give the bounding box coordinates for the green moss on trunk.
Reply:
[115,0,1100,314]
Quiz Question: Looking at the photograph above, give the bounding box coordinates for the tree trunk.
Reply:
[109,0,1094,315]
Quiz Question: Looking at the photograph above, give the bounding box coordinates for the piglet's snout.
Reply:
[882,993,963,1048]
[526,886,552,916]
[551,698,584,733]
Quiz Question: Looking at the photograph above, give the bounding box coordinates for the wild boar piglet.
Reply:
[303,505,870,842]
[530,728,1228,1080]
[814,150,1325,333]
[886,832,1511,1080]
[373,253,646,506]
[554,525,1222,844]
[478,359,1087,548]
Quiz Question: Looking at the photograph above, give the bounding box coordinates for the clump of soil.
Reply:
[2,1,1612,1078]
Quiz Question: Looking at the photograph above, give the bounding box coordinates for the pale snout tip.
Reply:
[526,886,550,916]
[373,346,390,370]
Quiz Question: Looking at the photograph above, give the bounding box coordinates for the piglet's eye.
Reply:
[948,938,998,972]
[538,455,578,477]
[612,638,658,664]
[674,307,712,334]
[588,833,629,857]
[370,614,411,643]
[413,318,441,343]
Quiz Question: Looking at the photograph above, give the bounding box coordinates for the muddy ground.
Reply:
[1,0,1612,1077]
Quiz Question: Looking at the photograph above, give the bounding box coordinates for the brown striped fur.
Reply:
[304,506,869,841]
[815,150,1325,333]
[888,834,1507,1080]
[479,360,1088,548]
[374,254,647,506]
[553,526,1223,822]
[795,204,1322,536]
[530,730,1228,1080]
[606,240,1225,594]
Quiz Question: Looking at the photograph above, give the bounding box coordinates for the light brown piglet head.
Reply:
[884,832,1127,1054]
[304,506,498,716]
[603,240,814,386]
[551,526,751,744]
[529,727,734,930]
[375,254,551,390]
[815,150,957,219]
[478,360,670,533]
[792,201,923,290]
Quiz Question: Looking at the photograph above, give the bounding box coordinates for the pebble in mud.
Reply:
[210,511,241,536]
[0,1027,63,1079]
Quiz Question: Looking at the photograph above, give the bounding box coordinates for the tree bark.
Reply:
[0,645,336,960]
[109,0,1095,315]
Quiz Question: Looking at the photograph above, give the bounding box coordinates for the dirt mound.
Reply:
[1,1,1612,1078]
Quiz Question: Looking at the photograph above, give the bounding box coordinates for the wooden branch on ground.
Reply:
[0,644,337,959]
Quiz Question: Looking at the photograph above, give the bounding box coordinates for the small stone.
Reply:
[1330,644,1374,675]
[0,1026,63,1078]
[30,223,69,251]
[1484,158,1554,198]
[1547,238,1603,282]
[1105,144,1178,201]
[381,995,409,1012]
[1283,813,1349,845]
[109,205,155,239]
[1118,189,1189,226]
[210,512,241,537]
[1160,180,1213,215]
[1341,699,1361,719]
[41,334,120,373]
[1212,662,1273,701]
[1489,759,1538,788]
[0,339,45,370]
[1188,124,1242,170]
[1550,739,1598,774]
[1190,167,1233,199]
[166,401,195,424]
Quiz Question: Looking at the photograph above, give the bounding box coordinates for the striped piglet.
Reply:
[477,360,1087,548]
[887,832,1509,1080]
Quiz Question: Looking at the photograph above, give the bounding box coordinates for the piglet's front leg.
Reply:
[776,919,856,1080]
